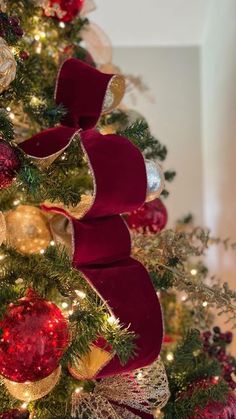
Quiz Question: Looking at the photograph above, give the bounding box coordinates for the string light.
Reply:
[13,199,20,206]
[137,372,143,379]
[6,106,11,112]
[166,352,174,362]
[190,269,197,276]
[62,302,69,309]
[0,254,5,261]
[9,112,15,120]
[39,249,45,255]
[59,22,65,28]
[181,295,187,302]
[21,402,28,409]
[75,386,83,393]
[75,289,86,299]
[107,315,117,325]
[50,240,55,246]
[202,301,208,307]
[36,44,42,54]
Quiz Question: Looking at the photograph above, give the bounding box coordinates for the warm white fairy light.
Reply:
[0,254,5,261]
[202,301,208,307]
[75,289,86,299]
[181,295,187,302]
[166,352,174,362]
[6,106,11,112]
[137,372,143,380]
[75,386,83,393]
[68,309,74,315]
[21,402,28,409]
[190,268,197,276]
[107,315,117,325]
[13,199,20,206]
[59,22,65,28]
[34,34,40,41]
[9,112,15,120]
[36,44,42,54]
[39,249,45,254]
[50,240,55,246]
[62,302,69,309]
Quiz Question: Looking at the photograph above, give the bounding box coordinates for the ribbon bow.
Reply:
[71,360,170,419]
[18,58,163,377]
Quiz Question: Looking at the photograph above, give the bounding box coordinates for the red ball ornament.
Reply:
[0,410,29,419]
[0,140,20,190]
[45,0,84,22]
[0,289,69,383]
[190,390,236,418]
[125,198,168,234]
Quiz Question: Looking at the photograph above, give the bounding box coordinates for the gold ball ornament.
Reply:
[3,366,61,402]
[0,211,6,245]
[0,0,6,12]
[102,75,126,114]
[5,205,52,254]
[0,37,17,94]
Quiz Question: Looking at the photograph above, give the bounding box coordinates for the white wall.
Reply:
[114,47,203,226]
[202,0,236,338]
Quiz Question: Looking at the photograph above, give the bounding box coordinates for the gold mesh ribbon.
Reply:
[71,360,170,418]
[0,37,16,94]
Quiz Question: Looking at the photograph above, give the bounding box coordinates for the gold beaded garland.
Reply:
[0,37,17,94]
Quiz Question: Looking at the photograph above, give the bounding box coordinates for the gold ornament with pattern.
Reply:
[0,37,17,94]
[5,205,52,254]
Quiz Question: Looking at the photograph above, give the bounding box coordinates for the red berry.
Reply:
[19,50,29,61]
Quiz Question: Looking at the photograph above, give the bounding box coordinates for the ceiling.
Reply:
[91,0,211,46]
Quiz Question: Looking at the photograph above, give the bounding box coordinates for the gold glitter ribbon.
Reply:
[71,360,170,418]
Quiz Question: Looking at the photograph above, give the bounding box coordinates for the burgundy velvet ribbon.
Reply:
[19,58,163,379]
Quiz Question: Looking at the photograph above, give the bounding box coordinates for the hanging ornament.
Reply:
[0,211,6,245]
[71,360,170,418]
[69,341,113,380]
[3,366,61,402]
[125,198,168,234]
[0,1,6,13]
[102,74,126,114]
[145,159,165,202]
[0,410,29,419]
[0,289,69,383]
[187,380,236,418]
[0,38,17,94]
[5,205,52,254]
[0,140,20,189]
[44,0,84,22]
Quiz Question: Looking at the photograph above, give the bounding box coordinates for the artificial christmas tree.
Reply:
[1,1,236,418]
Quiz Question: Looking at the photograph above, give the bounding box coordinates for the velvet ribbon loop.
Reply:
[19,58,163,377]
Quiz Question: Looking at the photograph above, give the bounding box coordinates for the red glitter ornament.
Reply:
[0,410,29,419]
[0,289,69,383]
[190,389,236,418]
[45,0,84,22]
[0,140,20,190]
[125,198,168,234]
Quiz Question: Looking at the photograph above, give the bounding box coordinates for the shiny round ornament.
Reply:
[5,205,52,254]
[44,0,84,22]
[102,75,126,114]
[0,211,6,245]
[0,410,29,419]
[125,198,168,234]
[3,366,61,402]
[145,159,164,202]
[0,38,17,94]
[0,140,20,189]
[187,380,236,419]
[0,289,69,382]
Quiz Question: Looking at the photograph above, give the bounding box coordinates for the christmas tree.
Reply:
[1,1,236,418]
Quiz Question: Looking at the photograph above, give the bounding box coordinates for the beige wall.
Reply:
[202,0,236,339]
[114,47,203,227]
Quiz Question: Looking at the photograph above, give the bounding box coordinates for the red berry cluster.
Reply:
[202,326,236,389]
[0,13,23,40]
